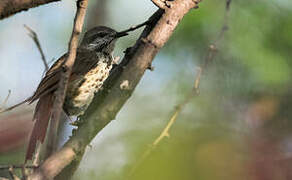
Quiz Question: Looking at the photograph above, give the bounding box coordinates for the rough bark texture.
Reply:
[0,0,60,20]
[28,0,198,179]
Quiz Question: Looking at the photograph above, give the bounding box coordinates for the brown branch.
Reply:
[130,0,232,175]
[27,0,198,179]
[44,0,89,162]
[24,25,49,71]
[0,0,60,20]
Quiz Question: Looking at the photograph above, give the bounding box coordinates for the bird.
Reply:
[3,26,128,161]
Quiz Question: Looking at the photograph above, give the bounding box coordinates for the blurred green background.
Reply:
[1,0,292,179]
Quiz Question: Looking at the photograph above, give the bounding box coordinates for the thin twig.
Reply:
[0,165,37,170]
[213,0,232,46]
[24,25,49,164]
[129,0,232,176]
[0,90,11,111]
[165,0,232,142]
[128,68,201,176]
[44,0,89,161]
[118,19,151,35]
[0,25,49,115]
[24,25,48,71]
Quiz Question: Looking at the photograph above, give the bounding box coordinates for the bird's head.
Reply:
[80,26,128,54]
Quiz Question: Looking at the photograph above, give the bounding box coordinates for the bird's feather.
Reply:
[25,94,53,161]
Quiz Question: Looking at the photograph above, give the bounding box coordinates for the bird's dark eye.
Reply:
[89,32,107,41]
[98,32,107,37]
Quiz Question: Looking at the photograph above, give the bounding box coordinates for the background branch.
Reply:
[129,0,232,175]
[0,0,60,20]
[27,0,198,179]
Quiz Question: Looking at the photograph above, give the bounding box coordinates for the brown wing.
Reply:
[0,54,66,113]
[29,54,67,103]
[29,49,99,103]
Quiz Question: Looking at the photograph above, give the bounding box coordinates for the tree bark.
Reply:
[0,0,60,20]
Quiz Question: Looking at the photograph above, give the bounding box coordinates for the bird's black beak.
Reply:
[115,31,128,38]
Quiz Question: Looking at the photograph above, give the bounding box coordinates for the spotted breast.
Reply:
[63,52,113,116]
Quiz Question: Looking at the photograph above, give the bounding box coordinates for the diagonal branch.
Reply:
[27,0,198,179]
[0,0,60,20]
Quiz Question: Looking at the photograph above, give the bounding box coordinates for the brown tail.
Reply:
[25,94,54,161]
